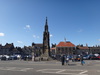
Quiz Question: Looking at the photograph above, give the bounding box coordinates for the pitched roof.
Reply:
[33,43,43,47]
[56,41,75,47]
[2,43,14,49]
[50,47,56,51]
[5,44,13,48]
[51,47,56,50]
[77,46,89,50]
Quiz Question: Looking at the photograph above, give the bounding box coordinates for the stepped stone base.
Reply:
[34,48,52,61]
[40,49,51,61]
[34,56,51,61]
[34,57,41,61]
[40,53,49,61]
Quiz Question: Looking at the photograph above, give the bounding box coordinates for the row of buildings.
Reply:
[0,43,33,56]
[0,41,100,57]
[51,41,100,56]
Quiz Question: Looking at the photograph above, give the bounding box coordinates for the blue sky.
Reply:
[0,0,100,47]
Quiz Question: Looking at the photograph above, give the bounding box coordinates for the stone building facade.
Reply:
[89,46,100,54]
[0,43,14,55]
[56,41,76,56]
[32,42,43,57]
[76,45,89,55]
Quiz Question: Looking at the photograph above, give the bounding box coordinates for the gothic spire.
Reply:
[45,17,48,25]
[45,17,48,32]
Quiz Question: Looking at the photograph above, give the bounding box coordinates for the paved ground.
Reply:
[0,60,100,75]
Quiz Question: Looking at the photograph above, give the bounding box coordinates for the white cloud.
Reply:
[33,35,40,39]
[26,25,30,28]
[0,33,5,36]
[17,41,23,44]
[50,34,53,37]
[33,35,36,38]
[77,29,83,33]
[24,25,31,30]
[98,39,100,41]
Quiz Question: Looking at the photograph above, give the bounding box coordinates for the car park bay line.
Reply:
[37,69,63,72]
[97,70,100,72]
[56,69,66,73]
[37,69,86,72]
[37,69,88,75]
[79,70,88,74]
[57,72,88,75]
[0,67,33,72]
[20,68,33,72]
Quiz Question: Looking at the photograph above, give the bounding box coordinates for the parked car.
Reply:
[96,56,100,60]
[1,56,6,60]
[21,55,32,61]
[90,55,100,60]
[75,56,81,61]
[83,55,90,60]
[8,56,13,60]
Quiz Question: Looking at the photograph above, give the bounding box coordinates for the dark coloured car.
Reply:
[21,55,32,61]
[1,56,6,60]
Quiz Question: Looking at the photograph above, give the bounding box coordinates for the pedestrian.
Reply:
[66,56,69,65]
[32,55,34,61]
[61,55,65,65]
[80,55,85,65]
[72,55,75,62]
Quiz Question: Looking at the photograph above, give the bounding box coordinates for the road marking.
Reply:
[0,67,16,70]
[20,68,33,72]
[37,69,88,75]
[79,70,88,74]
[37,69,46,71]
[37,69,61,71]
[57,72,88,75]
[97,70,100,72]
[56,70,66,73]
[0,67,33,72]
